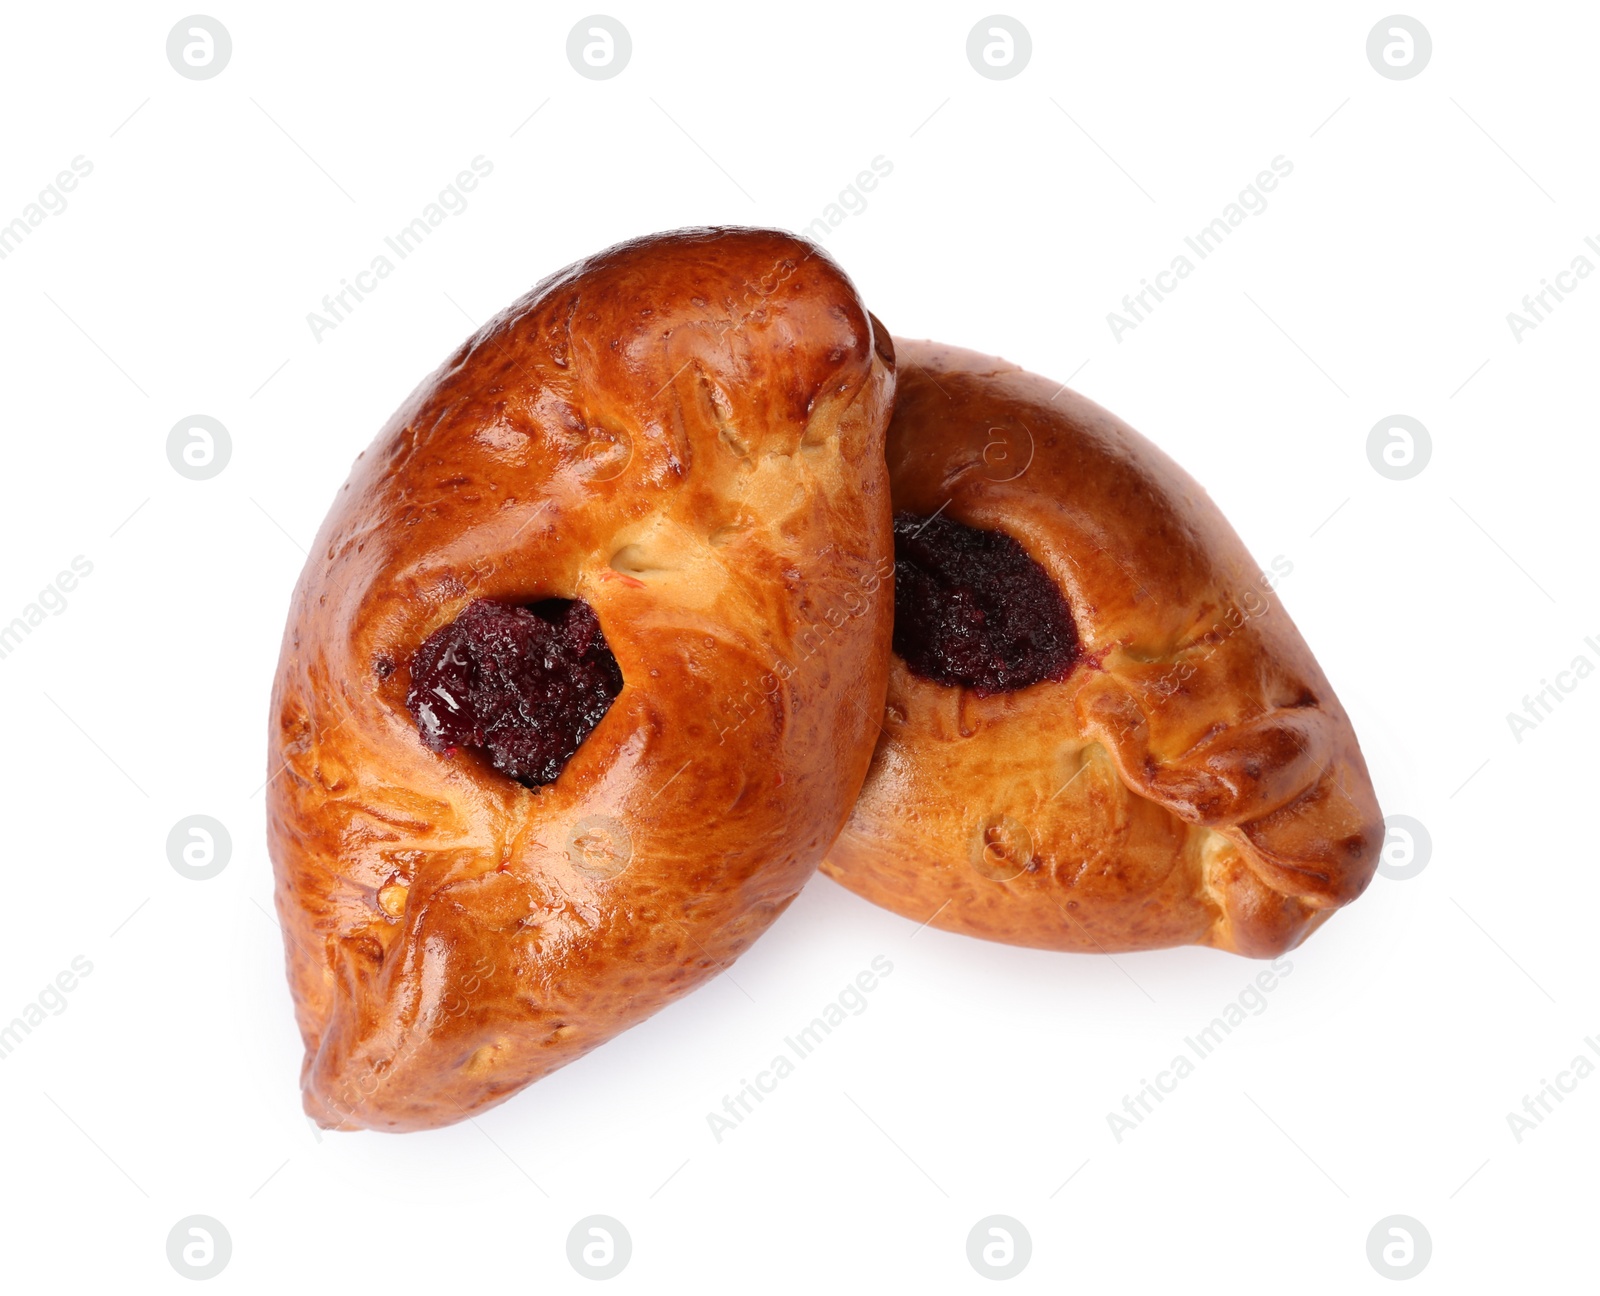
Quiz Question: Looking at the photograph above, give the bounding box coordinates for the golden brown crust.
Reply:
[267,229,894,1131]
[821,339,1381,957]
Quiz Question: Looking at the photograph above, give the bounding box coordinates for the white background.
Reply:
[1,1,1594,1290]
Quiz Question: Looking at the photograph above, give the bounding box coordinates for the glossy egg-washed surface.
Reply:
[268,229,895,1131]
[822,340,1382,957]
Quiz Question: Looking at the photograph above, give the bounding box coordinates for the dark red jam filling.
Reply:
[892,511,1078,694]
[405,598,622,788]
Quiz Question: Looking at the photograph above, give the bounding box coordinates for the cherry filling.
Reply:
[405,598,623,788]
[892,511,1078,694]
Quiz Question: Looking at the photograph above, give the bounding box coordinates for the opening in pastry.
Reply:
[405,598,623,787]
[891,511,1078,694]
